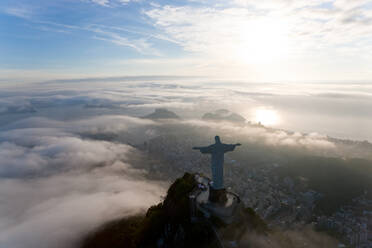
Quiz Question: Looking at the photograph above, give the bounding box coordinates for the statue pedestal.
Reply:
[209,188,227,204]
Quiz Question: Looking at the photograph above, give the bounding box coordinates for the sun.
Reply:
[235,18,290,64]
[254,108,280,126]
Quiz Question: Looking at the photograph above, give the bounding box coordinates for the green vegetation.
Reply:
[80,215,144,248]
[80,172,269,248]
[138,172,201,247]
[244,207,269,233]
[80,173,217,248]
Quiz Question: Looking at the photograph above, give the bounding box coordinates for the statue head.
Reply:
[215,136,221,144]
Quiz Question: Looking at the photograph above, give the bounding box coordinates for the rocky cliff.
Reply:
[80,173,267,248]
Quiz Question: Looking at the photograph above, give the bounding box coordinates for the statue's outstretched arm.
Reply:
[223,143,242,152]
[193,145,213,154]
[193,146,206,150]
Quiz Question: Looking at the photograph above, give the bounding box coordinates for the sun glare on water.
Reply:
[254,108,280,126]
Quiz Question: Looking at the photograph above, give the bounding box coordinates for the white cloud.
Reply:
[91,0,110,6]
[93,32,161,55]
[2,115,156,136]
[119,0,131,4]
[145,1,372,80]
[182,119,336,152]
[0,113,165,248]
[146,2,372,56]
[4,5,34,19]
[0,165,164,248]
[0,147,163,246]
[89,0,137,6]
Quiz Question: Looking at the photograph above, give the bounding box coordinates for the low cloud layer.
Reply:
[0,115,165,248]
[0,167,163,248]
[1,79,372,248]
[183,119,336,151]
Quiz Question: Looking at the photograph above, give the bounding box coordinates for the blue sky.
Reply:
[0,1,175,67]
[1,0,372,82]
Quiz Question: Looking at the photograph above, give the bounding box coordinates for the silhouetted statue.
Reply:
[193,136,241,190]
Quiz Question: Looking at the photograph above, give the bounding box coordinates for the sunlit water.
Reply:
[227,82,372,142]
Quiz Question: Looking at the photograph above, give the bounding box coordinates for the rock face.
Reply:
[143,108,180,120]
[80,173,267,248]
[202,109,245,123]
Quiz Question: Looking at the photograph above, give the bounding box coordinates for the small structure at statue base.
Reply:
[209,188,228,203]
[191,174,243,224]
[189,172,266,248]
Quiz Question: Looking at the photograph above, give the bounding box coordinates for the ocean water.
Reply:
[226,82,372,142]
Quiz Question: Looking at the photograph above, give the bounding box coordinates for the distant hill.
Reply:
[202,109,246,123]
[143,108,180,120]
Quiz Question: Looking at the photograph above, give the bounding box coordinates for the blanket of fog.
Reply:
[1,78,372,248]
[0,115,167,248]
[2,78,372,141]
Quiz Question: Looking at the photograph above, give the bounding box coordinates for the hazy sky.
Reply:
[1,0,372,82]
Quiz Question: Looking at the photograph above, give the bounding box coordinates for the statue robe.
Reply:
[199,143,236,190]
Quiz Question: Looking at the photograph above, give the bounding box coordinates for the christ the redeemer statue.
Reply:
[193,136,241,190]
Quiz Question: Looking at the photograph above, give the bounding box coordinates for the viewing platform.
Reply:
[189,174,244,225]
